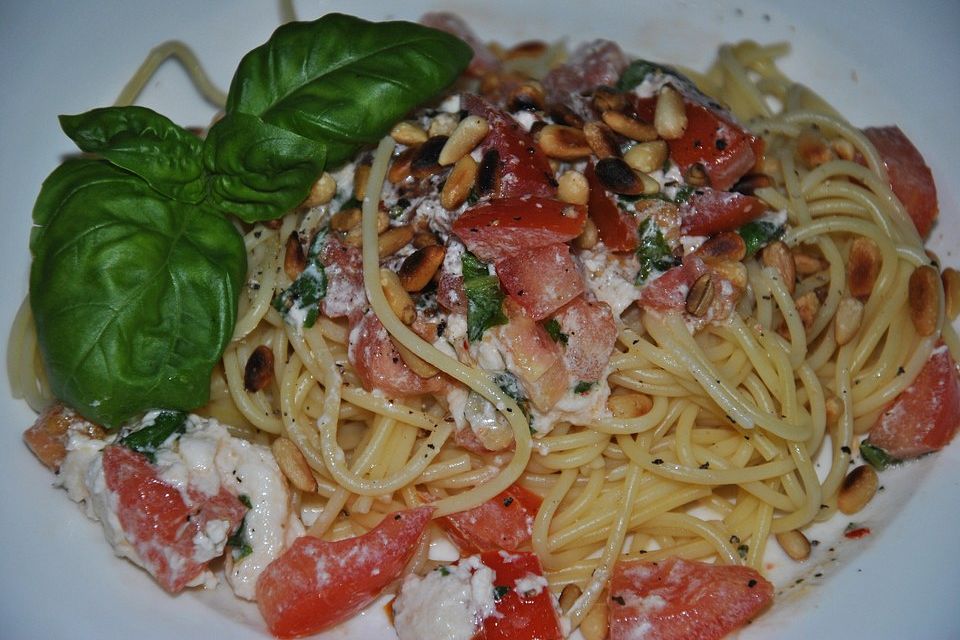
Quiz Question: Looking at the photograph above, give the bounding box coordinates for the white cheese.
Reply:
[575,247,640,318]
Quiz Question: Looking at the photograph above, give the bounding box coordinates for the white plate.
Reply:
[1,1,958,638]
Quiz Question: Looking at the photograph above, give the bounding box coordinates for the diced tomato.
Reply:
[23,403,104,471]
[438,484,542,553]
[862,126,939,238]
[499,299,569,411]
[462,94,557,199]
[541,39,629,112]
[632,93,762,191]
[637,256,709,313]
[679,188,767,237]
[584,161,639,252]
[437,270,468,314]
[451,196,587,262]
[101,445,247,594]
[474,550,563,640]
[257,507,433,638]
[317,236,366,320]
[553,296,617,381]
[498,243,584,320]
[420,13,501,77]
[868,343,960,459]
[348,312,445,397]
[608,557,774,640]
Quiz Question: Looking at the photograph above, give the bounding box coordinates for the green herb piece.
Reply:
[436,565,451,577]
[238,494,253,509]
[273,262,327,327]
[616,59,672,92]
[635,217,679,284]
[119,411,188,462]
[227,494,254,561]
[673,184,696,204]
[462,253,507,342]
[338,196,361,212]
[543,318,568,345]
[493,585,511,601]
[573,381,595,394]
[860,441,897,471]
[738,219,784,257]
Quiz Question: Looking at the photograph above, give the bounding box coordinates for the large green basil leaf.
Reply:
[30,159,246,427]
[59,106,205,203]
[203,112,327,221]
[225,13,472,168]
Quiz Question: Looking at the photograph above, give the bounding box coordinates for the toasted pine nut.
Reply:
[832,137,856,161]
[504,39,548,59]
[686,273,715,317]
[580,598,609,640]
[244,345,275,392]
[684,163,709,187]
[602,110,658,142]
[272,437,317,493]
[623,140,669,174]
[847,237,881,299]
[283,231,306,280]
[301,172,336,208]
[354,164,371,201]
[380,269,416,325]
[391,336,439,378]
[399,245,446,292]
[378,225,414,258]
[558,170,590,206]
[796,127,834,168]
[413,230,440,249]
[390,120,429,146]
[508,81,546,112]
[695,231,746,262]
[376,209,390,234]
[837,464,879,515]
[441,154,479,210]
[761,241,797,295]
[834,297,864,346]
[575,218,599,250]
[942,268,960,320]
[908,265,939,337]
[559,584,582,614]
[591,86,626,113]
[795,290,821,329]
[583,121,621,159]
[439,116,490,166]
[536,124,592,160]
[710,260,748,291]
[776,529,811,561]
[331,207,361,232]
[342,225,362,247]
[388,147,416,184]
[428,112,459,137]
[410,135,448,178]
[595,157,650,196]
[793,251,827,276]
[607,392,653,419]
[654,85,687,140]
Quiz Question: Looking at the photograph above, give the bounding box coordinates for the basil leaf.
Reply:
[860,441,897,471]
[59,106,205,203]
[617,59,673,91]
[574,381,595,394]
[461,251,490,281]
[203,112,327,221]
[273,262,327,327]
[738,219,785,257]
[462,253,507,342]
[635,217,679,284]
[225,14,472,168]
[119,410,188,462]
[543,318,568,345]
[30,160,246,427]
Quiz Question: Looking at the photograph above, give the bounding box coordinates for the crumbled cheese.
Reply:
[514,572,549,597]
[575,247,640,317]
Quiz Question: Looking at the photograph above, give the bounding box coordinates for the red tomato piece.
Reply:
[462,94,557,199]
[679,188,767,236]
[633,94,762,191]
[542,39,629,112]
[452,196,587,263]
[257,507,433,638]
[868,343,960,459]
[101,445,247,594]
[637,256,709,313]
[498,243,584,320]
[439,484,542,553]
[553,296,617,381]
[608,557,774,640]
[585,161,639,252]
[23,403,104,471]
[317,236,366,320]
[348,312,445,397]
[862,126,939,238]
[420,13,501,77]
[474,550,563,640]
[500,299,569,411]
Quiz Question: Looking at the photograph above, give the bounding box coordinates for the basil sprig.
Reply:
[29,14,471,427]
[462,252,508,342]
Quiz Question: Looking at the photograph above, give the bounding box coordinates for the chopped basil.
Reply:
[635,217,680,284]
[119,411,188,462]
[462,252,507,342]
[273,231,328,327]
[860,441,897,471]
[574,381,595,394]
[436,565,451,576]
[338,196,361,212]
[543,318,568,345]
[493,585,511,601]
[738,219,784,257]
[616,59,672,92]
[226,493,253,561]
[619,184,695,208]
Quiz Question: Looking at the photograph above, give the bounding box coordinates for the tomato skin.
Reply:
[679,188,767,237]
[585,161,639,252]
[438,484,542,553]
[317,236,365,320]
[500,299,569,412]
[23,403,104,471]
[474,551,563,640]
[498,243,584,320]
[101,445,247,594]
[452,197,587,263]
[862,126,938,238]
[868,344,960,459]
[637,256,709,313]
[462,94,557,199]
[256,507,433,639]
[608,557,773,640]
[553,296,617,381]
[348,312,445,397]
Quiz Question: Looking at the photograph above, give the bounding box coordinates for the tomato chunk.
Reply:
[475,550,563,640]
[679,188,767,237]
[452,196,586,263]
[542,39,628,114]
[257,506,433,638]
[500,299,569,411]
[498,243,584,320]
[608,557,774,640]
[23,403,104,471]
[439,484,542,553]
[553,296,617,381]
[637,256,708,314]
[462,94,557,199]
[585,161,639,252]
[862,126,939,238]
[101,445,247,594]
[868,344,960,459]
[348,312,445,397]
[317,236,366,320]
